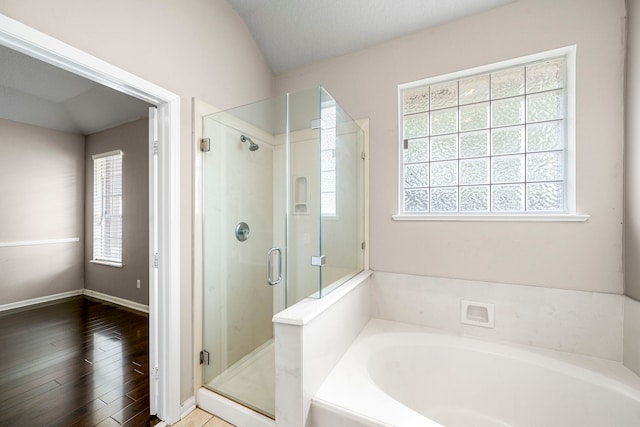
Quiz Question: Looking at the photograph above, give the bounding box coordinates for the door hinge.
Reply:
[361,241,366,250]
[361,152,366,160]
[200,350,210,365]
[200,138,211,152]
[153,253,159,268]
[151,366,159,380]
[153,140,159,155]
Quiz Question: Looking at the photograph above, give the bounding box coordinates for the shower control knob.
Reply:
[235,222,250,242]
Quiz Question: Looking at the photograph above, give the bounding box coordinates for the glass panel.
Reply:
[320,88,365,297]
[460,130,489,158]
[492,155,525,183]
[430,81,458,109]
[321,130,336,150]
[404,113,429,139]
[460,186,490,212]
[526,182,564,211]
[492,96,524,127]
[430,134,458,161]
[527,90,563,123]
[201,87,365,419]
[492,126,525,155]
[491,67,524,99]
[527,121,563,152]
[459,74,490,105]
[459,102,489,132]
[431,187,458,212]
[430,107,457,135]
[202,94,284,417]
[404,163,429,188]
[321,171,336,192]
[431,160,458,187]
[460,158,489,185]
[289,88,324,304]
[403,87,430,114]
[405,189,429,212]
[321,149,335,170]
[527,151,564,182]
[321,192,336,214]
[526,59,563,93]
[404,138,429,163]
[492,184,525,211]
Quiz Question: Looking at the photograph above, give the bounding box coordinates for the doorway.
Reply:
[0,13,181,424]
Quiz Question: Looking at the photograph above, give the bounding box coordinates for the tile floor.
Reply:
[171,408,235,427]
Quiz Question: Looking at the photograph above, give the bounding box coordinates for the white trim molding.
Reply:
[392,214,590,222]
[83,289,149,314]
[0,237,80,248]
[0,289,83,312]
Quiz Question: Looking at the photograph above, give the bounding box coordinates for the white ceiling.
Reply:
[0,45,151,135]
[226,0,518,74]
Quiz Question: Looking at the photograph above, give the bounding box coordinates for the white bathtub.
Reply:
[310,319,640,427]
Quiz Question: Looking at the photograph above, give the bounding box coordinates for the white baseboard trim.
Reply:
[83,289,149,314]
[0,289,83,312]
[180,396,196,419]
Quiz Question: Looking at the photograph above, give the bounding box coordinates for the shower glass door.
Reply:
[200,87,365,419]
[201,94,287,418]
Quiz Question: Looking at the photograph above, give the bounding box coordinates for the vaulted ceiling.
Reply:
[0,0,517,134]
[226,0,517,73]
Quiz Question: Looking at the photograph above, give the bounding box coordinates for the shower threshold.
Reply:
[206,339,275,418]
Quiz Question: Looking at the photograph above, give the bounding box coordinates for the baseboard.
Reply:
[0,289,83,312]
[83,289,149,313]
[180,396,196,419]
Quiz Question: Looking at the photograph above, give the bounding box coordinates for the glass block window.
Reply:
[321,104,337,216]
[400,55,569,215]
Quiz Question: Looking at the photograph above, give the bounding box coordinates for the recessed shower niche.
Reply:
[200,87,365,418]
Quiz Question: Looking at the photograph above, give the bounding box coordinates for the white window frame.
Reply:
[91,150,124,267]
[394,46,588,222]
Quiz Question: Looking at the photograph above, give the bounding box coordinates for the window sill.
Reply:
[90,259,123,268]
[392,214,590,223]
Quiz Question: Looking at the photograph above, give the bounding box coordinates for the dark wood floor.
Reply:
[0,296,158,427]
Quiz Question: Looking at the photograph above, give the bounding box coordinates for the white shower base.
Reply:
[198,339,275,427]
[208,339,275,416]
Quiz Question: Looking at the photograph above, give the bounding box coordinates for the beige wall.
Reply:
[276,0,627,294]
[85,119,149,305]
[0,118,84,304]
[626,0,640,300]
[0,0,274,402]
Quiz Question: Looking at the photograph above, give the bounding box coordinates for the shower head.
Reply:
[240,134,259,151]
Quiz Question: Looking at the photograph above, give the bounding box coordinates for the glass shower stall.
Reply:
[200,87,365,418]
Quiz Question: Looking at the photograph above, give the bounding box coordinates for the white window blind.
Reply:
[93,150,123,264]
[399,48,575,217]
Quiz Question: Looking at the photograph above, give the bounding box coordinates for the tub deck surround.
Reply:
[624,296,640,376]
[311,319,640,427]
[370,271,624,361]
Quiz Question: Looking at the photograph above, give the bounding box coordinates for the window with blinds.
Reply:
[399,49,574,216]
[92,150,123,265]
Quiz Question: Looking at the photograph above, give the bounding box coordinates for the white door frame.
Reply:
[0,13,182,424]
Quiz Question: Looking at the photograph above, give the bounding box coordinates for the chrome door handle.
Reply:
[267,247,282,285]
